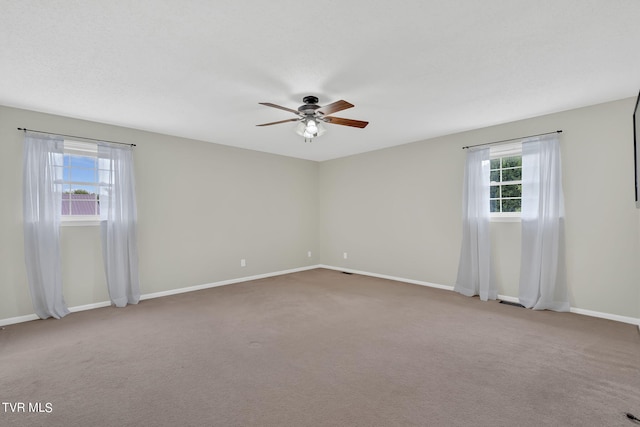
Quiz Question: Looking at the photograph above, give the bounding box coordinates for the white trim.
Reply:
[64,139,97,155]
[319,265,640,326]
[498,294,640,325]
[0,314,39,327]
[490,214,521,223]
[318,264,454,291]
[2,264,638,328]
[68,301,112,313]
[490,141,522,157]
[61,216,100,227]
[0,265,321,326]
[139,265,320,301]
[569,307,640,326]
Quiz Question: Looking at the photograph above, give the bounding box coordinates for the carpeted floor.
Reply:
[1,268,639,426]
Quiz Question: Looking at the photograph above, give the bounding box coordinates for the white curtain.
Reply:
[22,132,69,319]
[519,134,569,311]
[98,143,140,307]
[455,147,496,301]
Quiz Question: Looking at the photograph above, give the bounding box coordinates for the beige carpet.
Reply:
[1,268,639,426]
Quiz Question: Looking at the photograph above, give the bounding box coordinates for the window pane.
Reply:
[502,156,521,168]
[502,184,521,198]
[502,199,521,212]
[69,185,97,195]
[70,167,98,184]
[69,155,97,168]
[62,149,100,219]
[61,198,70,215]
[501,167,522,182]
[490,154,522,217]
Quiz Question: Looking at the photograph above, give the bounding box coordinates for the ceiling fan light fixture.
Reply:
[259,96,366,142]
[305,118,318,134]
[296,118,326,141]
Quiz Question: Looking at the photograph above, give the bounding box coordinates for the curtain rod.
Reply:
[461,130,562,150]
[17,127,136,147]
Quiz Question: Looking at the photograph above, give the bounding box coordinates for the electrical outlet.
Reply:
[240,259,246,267]
[343,252,348,259]
[307,251,312,258]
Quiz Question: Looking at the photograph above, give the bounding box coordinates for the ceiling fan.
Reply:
[257,96,369,142]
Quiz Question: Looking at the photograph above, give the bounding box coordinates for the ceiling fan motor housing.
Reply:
[298,96,321,115]
[302,96,319,104]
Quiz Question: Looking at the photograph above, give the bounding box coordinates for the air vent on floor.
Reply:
[499,300,525,308]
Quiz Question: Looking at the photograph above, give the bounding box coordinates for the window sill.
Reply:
[490,215,521,223]
[61,217,100,227]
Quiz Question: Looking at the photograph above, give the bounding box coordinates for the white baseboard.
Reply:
[0,265,321,327]
[319,265,455,291]
[500,294,640,327]
[3,264,638,329]
[490,294,639,326]
[319,265,640,327]
[139,265,320,301]
[69,301,112,313]
[569,307,640,327]
[0,313,39,327]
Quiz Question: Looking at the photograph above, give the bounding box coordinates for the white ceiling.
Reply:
[1,1,639,161]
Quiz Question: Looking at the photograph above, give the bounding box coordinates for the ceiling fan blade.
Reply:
[324,116,369,128]
[259,102,300,115]
[256,118,299,127]
[318,100,354,116]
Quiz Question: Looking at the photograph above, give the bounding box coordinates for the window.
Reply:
[490,143,522,219]
[61,140,100,225]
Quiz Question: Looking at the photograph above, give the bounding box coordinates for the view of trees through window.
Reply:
[490,155,522,213]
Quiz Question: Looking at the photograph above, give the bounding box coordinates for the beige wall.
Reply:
[319,98,640,319]
[2,98,639,322]
[0,105,319,320]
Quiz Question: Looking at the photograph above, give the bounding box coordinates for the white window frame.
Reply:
[490,142,522,222]
[61,140,100,227]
